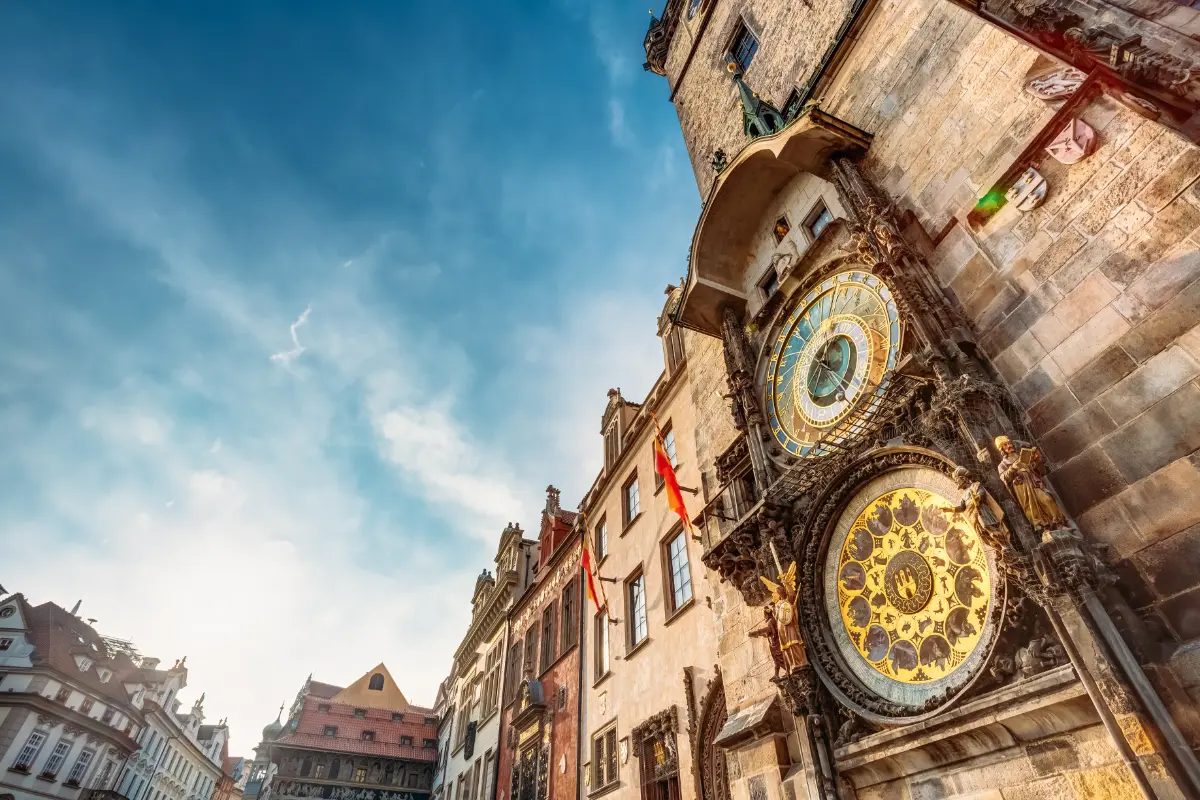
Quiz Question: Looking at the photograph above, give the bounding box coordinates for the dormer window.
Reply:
[368,673,385,691]
[353,708,366,719]
[97,668,112,683]
[75,655,93,672]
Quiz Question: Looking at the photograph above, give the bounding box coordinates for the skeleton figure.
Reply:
[760,562,808,672]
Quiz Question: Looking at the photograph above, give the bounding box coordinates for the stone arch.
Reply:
[694,674,731,800]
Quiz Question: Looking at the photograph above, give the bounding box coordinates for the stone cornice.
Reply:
[0,691,140,754]
[453,570,517,668]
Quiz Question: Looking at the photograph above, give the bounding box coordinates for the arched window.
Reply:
[329,758,340,780]
[368,673,385,691]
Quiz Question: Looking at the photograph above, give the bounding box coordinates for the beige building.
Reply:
[639,0,1200,798]
[579,292,726,800]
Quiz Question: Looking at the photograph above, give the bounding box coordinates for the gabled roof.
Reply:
[307,680,343,699]
[330,664,408,712]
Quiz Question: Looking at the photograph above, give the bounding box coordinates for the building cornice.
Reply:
[0,691,140,753]
[452,570,517,668]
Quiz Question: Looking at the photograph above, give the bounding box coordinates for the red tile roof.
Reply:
[308,680,343,699]
[272,695,438,762]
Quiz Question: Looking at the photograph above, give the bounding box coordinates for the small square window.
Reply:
[425,716,438,726]
[772,216,791,243]
[728,20,759,71]
[805,202,834,240]
[0,638,12,651]
[323,726,338,737]
[354,767,367,783]
[392,712,404,722]
[361,731,375,742]
[401,736,413,746]
[759,269,780,300]
[353,708,366,719]
[318,703,331,713]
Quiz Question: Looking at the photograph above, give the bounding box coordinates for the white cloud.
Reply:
[608,98,634,149]
[270,305,312,366]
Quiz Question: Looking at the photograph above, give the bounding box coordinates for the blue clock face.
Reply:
[765,270,902,458]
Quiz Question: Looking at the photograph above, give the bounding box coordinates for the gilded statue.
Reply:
[760,562,808,672]
[940,466,1010,551]
[994,436,1067,533]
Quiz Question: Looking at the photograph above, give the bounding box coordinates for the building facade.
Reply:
[253,666,438,800]
[0,594,145,800]
[437,526,538,800]
[642,0,1200,798]
[578,297,726,800]
[495,490,582,800]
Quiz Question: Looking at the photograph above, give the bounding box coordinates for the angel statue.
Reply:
[939,466,1011,551]
[995,436,1067,534]
[760,562,808,673]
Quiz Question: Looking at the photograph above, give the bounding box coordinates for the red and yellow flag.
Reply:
[652,414,699,541]
[580,520,608,614]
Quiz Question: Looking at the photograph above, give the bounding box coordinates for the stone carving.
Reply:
[759,563,809,673]
[994,436,1067,533]
[1015,636,1067,679]
[940,466,1010,551]
[1038,527,1117,594]
[272,781,418,800]
[1025,66,1088,100]
[832,708,864,749]
[1006,168,1048,211]
[1045,118,1096,164]
[632,707,679,782]
[749,604,788,678]
[711,149,729,174]
[772,666,821,717]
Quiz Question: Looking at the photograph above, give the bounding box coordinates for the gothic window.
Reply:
[664,327,685,375]
[595,611,610,680]
[628,571,648,647]
[561,578,579,652]
[665,532,694,613]
[624,474,641,525]
[604,424,619,473]
[805,201,834,240]
[524,626,539,679]
[593,725,619,789]
[540,603,557,673]
[369,673,385,691]
[727,20,758,71]
[301,758,313,776]
[330,759,341,780]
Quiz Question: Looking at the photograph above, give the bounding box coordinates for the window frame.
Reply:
[662,529,695,617]
[560,577,579,653]
[622,473,641,528]
[591,723,620,791]
[41,738,73,777]
[65,749,95,786]
[595,517,609,562]
[759,268,781,301]
[726,19,759,72]
[625,569,649,650]
[323,726,338,738]
[14,730,47,771]
[361,731,376,742]
[804,200,835,241]
[539,602,557,675]
[593,611,611,684]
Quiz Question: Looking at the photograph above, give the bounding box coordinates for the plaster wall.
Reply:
[580,364,721,800]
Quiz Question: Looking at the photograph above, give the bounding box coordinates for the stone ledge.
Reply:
[836,665,1095,788]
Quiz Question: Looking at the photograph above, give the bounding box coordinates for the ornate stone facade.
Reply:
[643,0,1200,797]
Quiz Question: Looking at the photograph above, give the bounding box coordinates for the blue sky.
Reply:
[0,1,700,753]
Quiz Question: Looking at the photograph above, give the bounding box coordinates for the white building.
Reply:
[0,593,147,800]
[436,523,537,800]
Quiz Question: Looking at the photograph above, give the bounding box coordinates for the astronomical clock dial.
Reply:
[765,270,901,458]
[821,468,1001,711]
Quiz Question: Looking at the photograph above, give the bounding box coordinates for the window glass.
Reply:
[629,574,648,646]
[663,429,677,467]
[594,613,610,679]
[596,519,608,560]
[668,533,693,611]
[625,478,640,523]
[807,203,834,239]
[729,22,759,71]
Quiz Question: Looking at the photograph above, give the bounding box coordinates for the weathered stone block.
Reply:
[1137,147,1200,212]
[1025,738,1080,777]
[1053,271,1120,333]
[980,282,1063,355]
[1063,763,1142,800]
[1075,132,1191,235]
[950,253,997,305]
[1138,522,1200,599]
[1050,227,1128,295]
[1115,240,1200,324]
[1101,196,1200,291]
[1030,229,1086,281]
[1120,457,1200,547]
[1101,382,1200,483]
[1048,306,1131,378]
[1050,444,1129,516]
[1013,363,1057,408]
[1066,345,1138,404]
[994,774,1073,800]
[1028,384,1081,437]
[1040,402,1118,465]
[1030,313,1071,352]
[1097,346,1200,425]
[1119,275,1200,363]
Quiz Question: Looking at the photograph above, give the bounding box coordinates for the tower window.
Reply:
[623,474,641,525]
[369,673,385,691]
[728,21,759,71]
[806,202,834,240]
[759,269,780,300]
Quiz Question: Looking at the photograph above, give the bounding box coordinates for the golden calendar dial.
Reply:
[835,488,990,685]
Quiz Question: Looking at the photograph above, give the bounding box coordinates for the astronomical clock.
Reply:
[756,265,1003,720]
